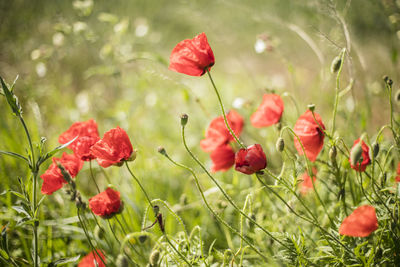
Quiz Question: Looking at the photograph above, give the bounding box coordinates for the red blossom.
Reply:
[89,188,122,217]
[90,127,134,168]
[396,163,400,182]
[40,153,83,195]
[339,205,378,237]
[200,110,244,152]
[250,94,284,127]
[235,144,267,175]
[169,32,215,76]
[293,110,325,162]
[59,119,100,161]
[300,167,317,195]
[349,139,371,172]
[210,144,235,172]
[78,249,106,267]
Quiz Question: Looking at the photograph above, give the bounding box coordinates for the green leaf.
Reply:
[38,136,78,166]
[0,150,29,164]
[12,205,31,218]
[47,255,81,266]
[0,249,9,260]
[0,76,21,116]
[9,191,26,200]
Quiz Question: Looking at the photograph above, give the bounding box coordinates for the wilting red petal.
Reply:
[40,153,83,195]
[293,110,325,162]
[300,167,317,195]
[210,144,235,172]
[235,144,267,175]
[339,205,378,237]
[396,163,400,182]
[91,127,133,168]
[251,94,284,127]
[169,32,215,76]
[89,188,122,217]
[200,110,244,152]
[71,136,100,161]
[349,139,371,172]
[78,249,106,267]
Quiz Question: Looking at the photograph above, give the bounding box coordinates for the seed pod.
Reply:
[139,235,148,243]
[350,142,363,166]
[116,254,129,267]
[180,113,188,126]
[246,213,256,230]
[372,142,379,158]
[157,146,167,156]
[276,137,285,152]
[150,250,160,266]
[330,56,342,73]
[329,146,337,162]
[307,104,315,112]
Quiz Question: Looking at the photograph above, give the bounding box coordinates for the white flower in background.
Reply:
[145,92,157,107]
[135,18,149,37]
[233,97,245,109]
[346,97,355,112]
[114,19,129,34]
[31,49,41,60]
[75,91,90,114]
[73,21,87,33]
[36,62,47,77]
[52,32,65,46]
[254,38,267,54]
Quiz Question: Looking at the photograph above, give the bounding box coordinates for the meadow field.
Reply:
[1,0,400,266]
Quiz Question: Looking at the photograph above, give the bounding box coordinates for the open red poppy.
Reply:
[251,94,284,128]
[169,32,215,76]
[78,249,106,267]
[89,188,122,217]
[339,205,378,237]
[235,144,267,175]
[210,144,235,172]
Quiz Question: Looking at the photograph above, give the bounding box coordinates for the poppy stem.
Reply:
[206,69,246,149]
[89,160,101,193]
[331,48,346,135]
[164,234,192,266]
[125,162,153,208]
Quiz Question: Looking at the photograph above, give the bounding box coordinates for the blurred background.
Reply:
[1,0,400,264]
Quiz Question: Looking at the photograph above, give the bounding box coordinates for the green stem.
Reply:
[89,161,100,193]
[125,162,153,208]
[164,234,192,266]
[331,48,346,135]
[206,69,245,149]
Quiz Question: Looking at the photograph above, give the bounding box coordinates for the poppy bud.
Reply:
[157,146,167,156]
[372,142,379,158]
[388,79,393,86]
[246,213,256,230]
[329,146,337,162]
[139,235,148,243]
[179,193,188,206]
[180,113,188,126]
[330,56,342,73]
[395,89,400,103]
[150,250,160,266]
[94,225,105,240]
[153,205,160,215]
[276,137,285,152]
[116,254,129,267]
[350,142,363,166]
[276,122,282,131]
[307,104,315,112]
[383,75,389,83]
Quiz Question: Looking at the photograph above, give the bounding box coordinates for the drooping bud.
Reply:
[153,205,160,215]
[157,146,167,156]
[180,113,188,126]
[329,146,337,162]
[246,213,256,231]
[275,122,282,131]
[350,142,363,166]
[94,225,105,240]
[383,75,389,83]
[150,250,160,266]
[372,142,379,158]
[307,104,315,112]
[276,137,285,152]
[116,254,129,267]
[330,56,342,73]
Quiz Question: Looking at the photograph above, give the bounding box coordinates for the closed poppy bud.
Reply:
[59,119,100,161]
[339,205,378,237]
[180,113,188,126]
[169,32,215,76]
[293,110,325,162]
[116,254,129,267]
[210,144,235,172]
[372,142,379,158]
[40,153,83,195]
[329,146,337,162]
[150,250,160,266]
[157,146,167,156]
[276,137,285,152]
[78,249,106,267]
[200,110,243,152]
[349,139,370,172]
[330,56,342,73]
[89,188,122,218]
[250,94,284,127]
[235,144,267,175]
[91,127,134,168]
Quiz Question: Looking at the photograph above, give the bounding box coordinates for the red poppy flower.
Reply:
[40,152,83,195]
[300,167,317,195]
[293,110,325,162]
[90,127,134,168]
[210,144,235,172]
[200,110,244,152]
[89,188,122,217]
[349,139,371,172]
[235,144,267,175]
[339,205,378,237]
[396,163,400,182]
[59,119,100,161]
[78,249,106,267]
[251,94,284,127]
[169,32,215,76]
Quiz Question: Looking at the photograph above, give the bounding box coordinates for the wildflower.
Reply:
[235,144,267,175]
[40,152,83,195]
[59,119,100,161]
[395,162,400,182]
[250,94,284,127]
[90,127,134,168]
[89,188,122,217]
[293,110,325,162]
[200,110,244,152]
[210,144,235,172]
[300,167,317,195]
[339,205,378,237]
[78,249,106,267]
[169,32,215,76]
[349,139,370,172]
